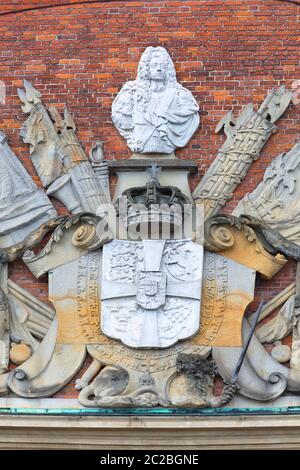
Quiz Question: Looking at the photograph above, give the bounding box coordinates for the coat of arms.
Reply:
[0,46,299,409]
[101,239,203,348]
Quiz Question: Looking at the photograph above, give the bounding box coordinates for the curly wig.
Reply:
[136,46,177,88]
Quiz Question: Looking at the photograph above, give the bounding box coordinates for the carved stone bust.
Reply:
[112,46,200,154]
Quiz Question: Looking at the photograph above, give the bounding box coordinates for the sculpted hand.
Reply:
[130,139,144,152]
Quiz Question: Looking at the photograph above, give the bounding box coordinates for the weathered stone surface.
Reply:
[18,81,110,215]
[169,354,238,408]
[7,317,86,398]
[0,50,295,410]
[27,248,253,406]
[256,294,295,344]
[3,412,300,450]
[234,142,300,245]
[0,286,9,375]
[0,269,55,383]
[204,214,287,280]
[109,159,197,202]
[249,282,295,325]
[290,262,300,371]
[113,168,194,203]
[24,213,113,278]
[213,319,289,401]
[271,343,291,364]
[9,343,32,366]
[101,239,203,348]
[89,141,111,203]
[197,252,256,347]
[49,249,255,349]
[193,87,292,219]
[108,158,198,174]
[7,279,55,341]
[112,47,200,154]
[115,164,192,234]
[0,131,56,248]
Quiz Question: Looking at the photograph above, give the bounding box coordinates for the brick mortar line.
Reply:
[0,0,299,18]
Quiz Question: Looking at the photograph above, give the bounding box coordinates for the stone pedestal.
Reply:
[108,158,198,201]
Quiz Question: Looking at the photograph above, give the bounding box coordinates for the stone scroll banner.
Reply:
[49,250,255,348]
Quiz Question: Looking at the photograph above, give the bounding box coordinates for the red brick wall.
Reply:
[0,0,299,396]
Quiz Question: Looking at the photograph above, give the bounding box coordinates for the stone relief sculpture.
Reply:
[18,80,111,214]
[0,130,56,248]
[193,86,292,219]
[234,141,300,244]
[1,46,300,410]
[112,47,200,155]
[101,239,204,349]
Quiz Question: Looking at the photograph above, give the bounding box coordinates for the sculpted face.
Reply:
[149,55,166,82]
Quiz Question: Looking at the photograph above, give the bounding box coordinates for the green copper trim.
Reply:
[1,406,300,416]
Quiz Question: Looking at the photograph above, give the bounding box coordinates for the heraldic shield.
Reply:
[101,239,204,348]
